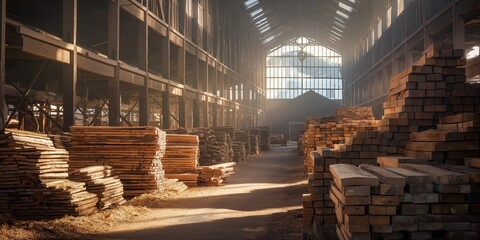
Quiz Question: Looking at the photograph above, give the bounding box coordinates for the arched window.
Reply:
[266,37,342,100]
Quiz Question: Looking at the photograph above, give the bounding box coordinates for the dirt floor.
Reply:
[0,144,307,240]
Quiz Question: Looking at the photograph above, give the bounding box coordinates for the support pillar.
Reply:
[62,0,77,132]
[108,0,120,126]
[138,0,149,126]
[179,97,186,128]
[161,1,171,129]
[0,0,5,131]
[453,5,465,49]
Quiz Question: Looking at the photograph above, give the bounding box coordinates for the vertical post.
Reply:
[138,0,149,126]
[193,52,200,127]
[62,0,77,132]
[232,105,237,128]
[179,96,186,127]
[0,0,5,131]
[162,1,171,129]
[108,0,120,126]
[453,5,465,49]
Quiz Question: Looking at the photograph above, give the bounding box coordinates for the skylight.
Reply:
[333,20,345,29]
[336,10,349,19]
[250,8,263,18]
[255,17,268,27]
[259,25,271,33]
[332,26,344,33]
[334,16,346,24]
[338,2,353,12]
[262,35,275,44]
[244,0,259,10]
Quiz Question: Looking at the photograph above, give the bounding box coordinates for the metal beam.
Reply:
[108,0,121,126]
[0,0,5,131]
[139,0,149,126]
[62,0,77,132]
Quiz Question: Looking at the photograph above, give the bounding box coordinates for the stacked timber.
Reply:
[234,129,251,157]
[302,151,337,238]
[48,133,72,151]
[232,142,247,162]
[249,133,259,155]
[164,134,199,187]
[298,126,306,156]
[251,126,271,151]
[404,113,480,164]
[213,131,234,162]
[336,107,376,122]
[301,109,379,173]
[70,166,126,209]
[188,128,233,165]
[164,178,188,192]
[197,162,236,186]
[69,126,167,198]
[327,163,478,239]
[0,129,98,218]
[329,164,379,239]
[378,43,480,155]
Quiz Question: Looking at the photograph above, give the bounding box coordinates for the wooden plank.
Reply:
[330,164,379,188]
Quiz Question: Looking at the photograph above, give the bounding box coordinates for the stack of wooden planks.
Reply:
[69,126,167,198]
[163,134,199,187]
[48,133,72,151]
[301,109,379,173]
[302,150,337,239]
[325,163,479,240]
[378,43,479,155]
[164,178,188,192]
[232,142,247,162]
[234,130,251,157]
[329,164,379,239]
[249,133,259,155]
[336,107,376,122]
[197,162,236,186]
[251,126,271,151]
[0,129,98,218]
[186,128,233,165]
[404,113,480,164]
[302,43,480,239]
[70,166,126,209]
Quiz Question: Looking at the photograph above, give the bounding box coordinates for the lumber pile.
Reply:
[251,126,271,151]
[301,108,379,173]
[48,133,72,151]
[187,128,233,165]
[69,166,126,209]
[234,129,251,157]
[303,43,480,239]
[232,142,247,162]
[404,113,480,164]
[0,129,98,218]
[163,134,199,187]
[164,178,188,192]
[303,151,337,239]
[327,163,478,240]
[379,43,479,155]
[336,107,375,121]
[197,162,236,186]
[69,126,167,198]
[249,133,259,155]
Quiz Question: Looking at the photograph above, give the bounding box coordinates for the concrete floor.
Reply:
[98,144,307,240]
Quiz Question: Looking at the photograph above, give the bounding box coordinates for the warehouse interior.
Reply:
[1,0,480,239]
